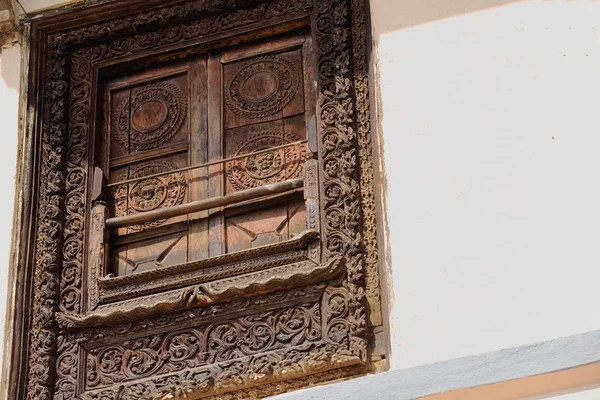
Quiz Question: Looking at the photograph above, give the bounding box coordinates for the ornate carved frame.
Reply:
[10,0,382,398]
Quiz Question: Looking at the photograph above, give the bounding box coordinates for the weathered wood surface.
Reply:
[106,177,304,228]
[16,0,381,399]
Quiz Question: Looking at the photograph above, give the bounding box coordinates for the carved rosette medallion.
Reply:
[130,177,168,212]
[112,161,186,230]
[115,83,187,151]
[225,56,299,119]
[227,131,305,190]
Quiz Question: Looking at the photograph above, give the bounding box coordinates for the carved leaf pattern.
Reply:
[85,303,321,389]
[350,0,382,326]
[27,48,68,400]
[81,342,360,400]
[86,284,325,341]
[314,0,369,359]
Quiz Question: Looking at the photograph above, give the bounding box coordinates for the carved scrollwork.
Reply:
[80,342,361,400]
[350,0,382,327]
[84,302,322,390]
[85,284,327,342]
[28,47,69,400]
[314,0,370,362]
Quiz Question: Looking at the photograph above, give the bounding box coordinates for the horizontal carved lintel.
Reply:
[182,256,344,305]
[57,256,343,329]
[96,230,320,304]
[79,342,364,400]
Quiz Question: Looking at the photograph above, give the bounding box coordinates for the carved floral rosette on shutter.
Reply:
[23,0,382,399]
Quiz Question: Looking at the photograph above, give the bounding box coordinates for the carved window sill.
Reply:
[98,230,320,302]
[59,257,343,328]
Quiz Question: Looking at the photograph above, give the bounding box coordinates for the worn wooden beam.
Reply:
[105,178,304,229]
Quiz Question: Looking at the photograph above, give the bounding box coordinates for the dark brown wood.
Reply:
[104,59,194,272]
[188,58,210,262]
[91,167,107,202]
[207,52,224,258]
[14,0,383,399]
[109,142,188,168]
[106,177,304,229]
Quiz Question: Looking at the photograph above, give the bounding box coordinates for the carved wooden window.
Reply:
[15,1,383,399]
[103,34,316,280]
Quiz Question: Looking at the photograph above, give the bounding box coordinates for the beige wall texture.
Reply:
[0,43,21,376]
[0,0,600,398]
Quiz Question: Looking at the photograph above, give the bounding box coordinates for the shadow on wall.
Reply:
[371,0,525,34]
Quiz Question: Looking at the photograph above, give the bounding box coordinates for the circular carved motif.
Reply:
[114,83,187,151]
[227,131,305,191]
[225,56,300,119]
[112,161,186,230]
[129,177,168,212]
[131,101,168,133]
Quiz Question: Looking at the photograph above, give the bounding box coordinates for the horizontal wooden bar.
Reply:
[105,178,304,229]
[107,140,308,188]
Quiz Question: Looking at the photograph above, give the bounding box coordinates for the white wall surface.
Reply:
[0,44,21,376]
[371,0,600,370]
[19,0,74,13]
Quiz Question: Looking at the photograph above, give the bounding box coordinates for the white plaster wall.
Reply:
[0,44,21,376]
[20,0,76,13]
[370,0,600,370]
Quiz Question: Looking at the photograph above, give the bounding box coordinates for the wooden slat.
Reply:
[106,178,304,229]
[208,52,224,257]
[189,57,210,261]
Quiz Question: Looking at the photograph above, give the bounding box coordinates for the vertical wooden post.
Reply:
[88,202,109,311]
[304,156,321,263]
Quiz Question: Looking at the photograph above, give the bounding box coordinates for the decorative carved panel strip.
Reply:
[84,302,323,390]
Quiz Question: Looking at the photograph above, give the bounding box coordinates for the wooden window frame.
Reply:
[6,0,384,398]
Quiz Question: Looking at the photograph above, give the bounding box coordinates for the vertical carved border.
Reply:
[53,46,95,400]
[314,0,368,359]
[61,48,93,315]
[350,0,382,327]
[23,0,381,398]
[27,40,69,400]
